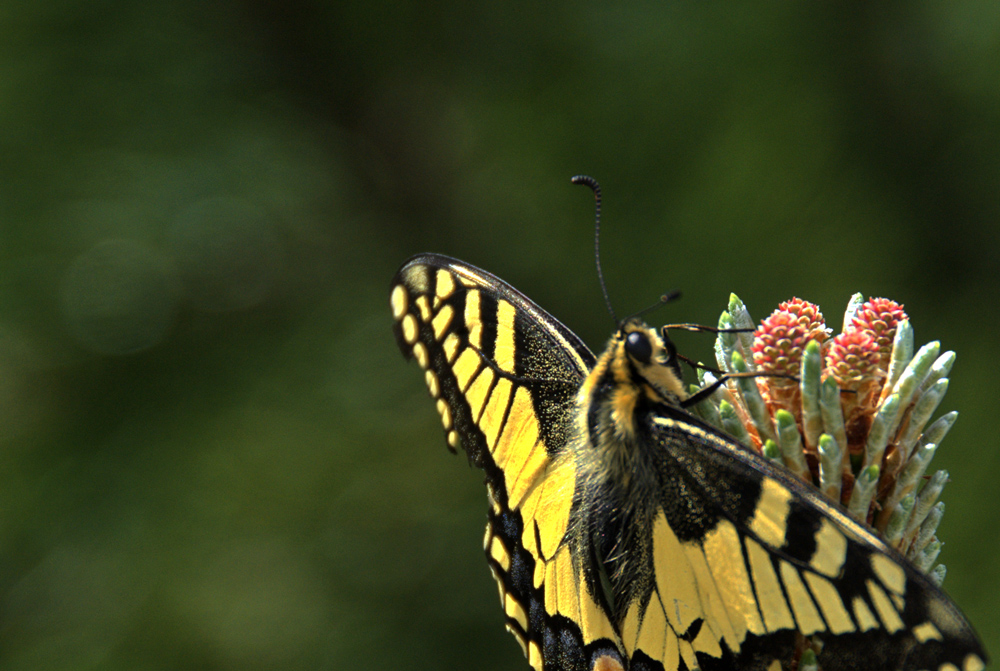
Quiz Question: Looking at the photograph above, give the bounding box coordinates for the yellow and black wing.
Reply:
[391,254,627,669]
[596,405,987,671]
[390,253,987,671]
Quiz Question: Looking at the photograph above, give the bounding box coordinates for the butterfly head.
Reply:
[578,319,690,453]
[617,319,688,406]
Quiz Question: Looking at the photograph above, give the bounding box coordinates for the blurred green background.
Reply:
[2,2,998,669]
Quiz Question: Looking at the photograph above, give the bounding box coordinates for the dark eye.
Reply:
[625,331,652,364]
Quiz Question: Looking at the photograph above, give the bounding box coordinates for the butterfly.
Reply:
[390,226,986,671]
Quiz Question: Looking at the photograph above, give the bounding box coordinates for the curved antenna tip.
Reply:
[571,175,616,324]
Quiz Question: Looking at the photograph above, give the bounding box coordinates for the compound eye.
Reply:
[625,331,653,364]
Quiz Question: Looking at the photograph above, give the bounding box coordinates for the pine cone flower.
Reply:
[826,330,881,389]
[776,297,830,344]
[848,297,907,368]
[825,329,883,456]
[752,304,824,416]
[690,293,956,586]
[753,310,812,377]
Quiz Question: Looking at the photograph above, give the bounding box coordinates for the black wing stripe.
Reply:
[464,286,482,349]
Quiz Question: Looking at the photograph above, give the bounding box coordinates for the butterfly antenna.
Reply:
[626,289,682,323]
[572,175,618,324]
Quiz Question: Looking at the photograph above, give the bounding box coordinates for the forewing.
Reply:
[392,254,626,671]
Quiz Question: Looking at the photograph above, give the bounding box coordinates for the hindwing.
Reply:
[591,408,986,671]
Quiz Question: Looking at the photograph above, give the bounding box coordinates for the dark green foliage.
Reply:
[0,1,996,669]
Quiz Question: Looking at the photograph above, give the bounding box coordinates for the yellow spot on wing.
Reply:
[413,341,429,369]
[913,621,943,643]
[852,595,878,631]
[436,398,452,429]
[890,592,904,612]
[465,290,482,349]
[435,268,455,300]
[964,654,986,671]
[490,535,511,572]
[493,387,538,469]
[443,332,461,363]
[810,519,848,578]
[465,367,495,419]
[702,519,765,637]
[390,284,407,319]
[745,538,795,632]
[652,511,703,634]
[867,579,904,633]
[493,566,505,604]
[495,299,517,373]
[431,304,454,341]
[401,314,419,344]
[545,544,616,646]
[870,554,907,596]
[424,369,439,398]
[803,572,854,634]
[779,561,824,635]
[528,640,542,671]
[507,439,547,510]
[415,295,431,322]
[452,346,480,390]
[505,592,528,631]
[749,479,792,549]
